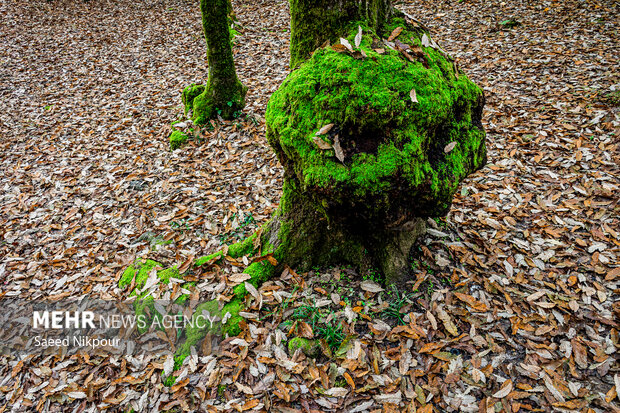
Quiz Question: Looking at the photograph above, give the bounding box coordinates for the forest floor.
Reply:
[0,0,619,411]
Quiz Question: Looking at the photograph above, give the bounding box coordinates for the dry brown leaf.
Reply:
[316,123,334,135]
[313,136,333,150]
[492,379,513,398]
[360,280,384,293]
[444,141,457,153]
[437,307,458,335]
[387,26,403,41]
[340,38,353,52]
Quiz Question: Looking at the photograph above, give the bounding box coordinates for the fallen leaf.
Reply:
[387,26,403,41]
[316,123,334,135]
[340,38,353,52]
[444,141,457,153]
[333,135,344,163]
[313,136,333,150]
[492,379,513,398]
[163,354,174,377]
[360,280,384,293]
[437,307,458,335]
[421,33,431,47]
[354,26,363,48]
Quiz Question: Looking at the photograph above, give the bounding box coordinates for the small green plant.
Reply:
[426,280,435,296]
[363,267,383,283]
[499,18,520,29]
[334,378,347,387]
[433,217,449,229]
[170,219,191,233]
[218,213,255,244]
[217,384,226,398]
[292,301,345,351]
[379,286,415,325]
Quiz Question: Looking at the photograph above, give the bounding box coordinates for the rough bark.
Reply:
[260,177,426,285]
[289,0,392,69]
[186,0,246,122]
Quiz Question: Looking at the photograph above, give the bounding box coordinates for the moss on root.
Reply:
[169,130,189,150]
[119,258,164,290]
[263,14,486,284]
[182,84,205,115]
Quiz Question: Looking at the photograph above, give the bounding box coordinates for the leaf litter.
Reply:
[0,0,618,411]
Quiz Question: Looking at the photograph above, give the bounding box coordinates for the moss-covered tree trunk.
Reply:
[258,4,486,286]
[289,0,392,69]
[183,0,247,123]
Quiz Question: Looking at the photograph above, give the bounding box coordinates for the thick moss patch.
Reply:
[169,130,189,150]
[266,18,486,218]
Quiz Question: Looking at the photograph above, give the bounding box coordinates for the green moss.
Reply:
[289,0,392,69]
[288,337,321,358]
[227,232,258,258]
[221,299,244,336]
[232,260,276,299]
[172,297,244,370]
[266,19,486,217]
[169,130,189,150]
[194,251,224,267]
[118,259,162,290]
[182,84,205,114]
[194,233,259,268]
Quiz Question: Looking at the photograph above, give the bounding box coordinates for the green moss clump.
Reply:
[169,130,189,150]
[118,258,162,290]
[232,260,276,299]
[289,0,392,69]
[172,297,244,371]
[182,84,205,115]
[288,337,321,358]
[266,19,486,218]
[194,251,224,267]
[194,232,259,268]
[227,232,258,258]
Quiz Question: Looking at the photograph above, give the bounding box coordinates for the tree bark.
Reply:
[190,0,246,122]
[289,0,392,69]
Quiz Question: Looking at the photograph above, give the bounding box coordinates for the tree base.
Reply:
[260,178,426,285]
[182,80,247,124]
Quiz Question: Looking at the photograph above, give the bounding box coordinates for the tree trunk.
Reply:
[259,178,426,286]
[289,0,392,69]
[262,5,487,286]
[185,0,247,123]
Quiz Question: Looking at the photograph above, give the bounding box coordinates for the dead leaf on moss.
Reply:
[354,25,363,48]
[387,26,403,42]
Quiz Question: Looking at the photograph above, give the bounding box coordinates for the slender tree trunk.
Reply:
[289,0,392,69]
[186,0,247,123]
